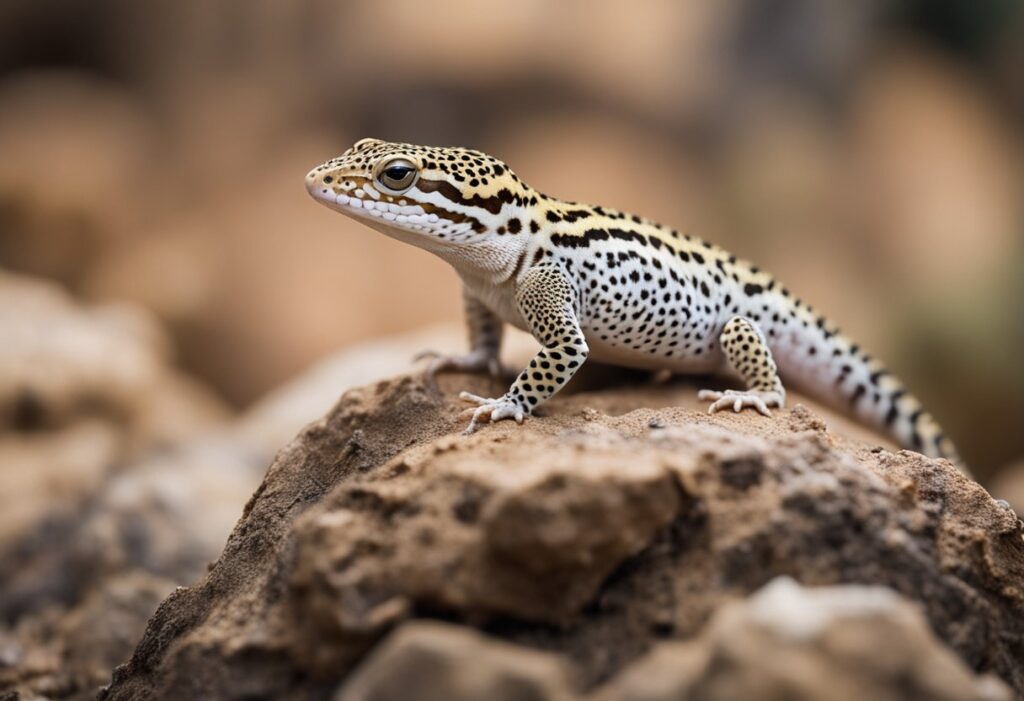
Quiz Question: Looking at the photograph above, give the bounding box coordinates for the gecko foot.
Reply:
[698,389,784,418]
[416,349,514,381]
[458,392,526,434]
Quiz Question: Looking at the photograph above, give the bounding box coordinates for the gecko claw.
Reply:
[459,391,526,433]
[698,389,783,418]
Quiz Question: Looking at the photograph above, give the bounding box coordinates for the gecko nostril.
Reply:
[323,175,333,184]
[304,169,324,195]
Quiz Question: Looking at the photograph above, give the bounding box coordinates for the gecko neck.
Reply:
[367,210,533,284]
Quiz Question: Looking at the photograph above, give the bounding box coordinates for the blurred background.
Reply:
[1,0,1022,476]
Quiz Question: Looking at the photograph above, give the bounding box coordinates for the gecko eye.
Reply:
[376,159,418,192]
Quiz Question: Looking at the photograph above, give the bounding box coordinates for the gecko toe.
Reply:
[703,389,780,418]
[457,393,527,432]
[459,391,490,405]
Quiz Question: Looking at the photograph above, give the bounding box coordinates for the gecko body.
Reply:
[306,138,961,466]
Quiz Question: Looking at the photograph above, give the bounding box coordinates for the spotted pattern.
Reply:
[306,139,962,469]
[506,262,590,411]
[719,316,785,395]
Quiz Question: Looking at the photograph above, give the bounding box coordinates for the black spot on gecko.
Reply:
[562,209,592,223]
[850,384,866,407]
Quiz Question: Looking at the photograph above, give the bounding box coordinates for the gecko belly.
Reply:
[583,332,723,373]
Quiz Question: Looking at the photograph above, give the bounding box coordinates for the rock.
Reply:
[598,577,1011,701]
[0,273,240,700]
[0,572,174,701]
[98,370,1024,700]
[0,271,227,444]
[284,433,681,674]
[0,280,538,701]
[334,621,574,701]
[0,272,232,623]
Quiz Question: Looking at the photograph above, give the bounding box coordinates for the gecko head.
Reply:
[305,138,538,247]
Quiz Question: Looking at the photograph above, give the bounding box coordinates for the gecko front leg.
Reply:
[699,315,785,416]
[460,262,588,433]
[418,287,513,380]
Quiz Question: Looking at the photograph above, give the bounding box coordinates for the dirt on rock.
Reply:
[95,370,1024,700]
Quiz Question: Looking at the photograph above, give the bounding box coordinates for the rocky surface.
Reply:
[337,578,1011,701]
[591,577,1012,701]
[0,271,539,700]
[93,370,1024,700]
[2,271,1022,700]
[0,273,240,700]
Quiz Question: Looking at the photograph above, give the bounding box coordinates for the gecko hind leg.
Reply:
[416,348,515,381]
[417,289,515,381]
[699,316,785,417]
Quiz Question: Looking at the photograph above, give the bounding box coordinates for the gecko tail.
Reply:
[772,324,969,477]
[886,393,967,474]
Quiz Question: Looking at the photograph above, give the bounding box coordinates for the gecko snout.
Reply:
[305,167,340,204]
[305,168,323,194]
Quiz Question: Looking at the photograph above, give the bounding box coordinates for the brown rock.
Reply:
[0,572,174,701]
[97,370,1024,700]
[0,272,232,623]
[334,621,573,701]
[285,434,681,674]
[0,273,241,700]
[0,271,227,442]
[598,577,1011,701]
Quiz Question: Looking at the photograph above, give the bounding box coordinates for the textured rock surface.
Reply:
[98,370,1024,700]
[0,274,535,701]
[595,577,1011,701]
[2,274,1017,700]
[335,621,574,701]
[334,579,1011,701]
[0,273,238,700]
[0,272,229,564]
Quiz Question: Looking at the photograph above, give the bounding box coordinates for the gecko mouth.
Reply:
[305,170,439,228]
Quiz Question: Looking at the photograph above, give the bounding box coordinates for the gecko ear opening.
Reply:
[375,158,418,193]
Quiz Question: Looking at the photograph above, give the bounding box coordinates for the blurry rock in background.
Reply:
[594,577,1011,701]
[0,271,232,697]
[335,580,1014,701]
[0,271,228,552]
[991,460,1024,517]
